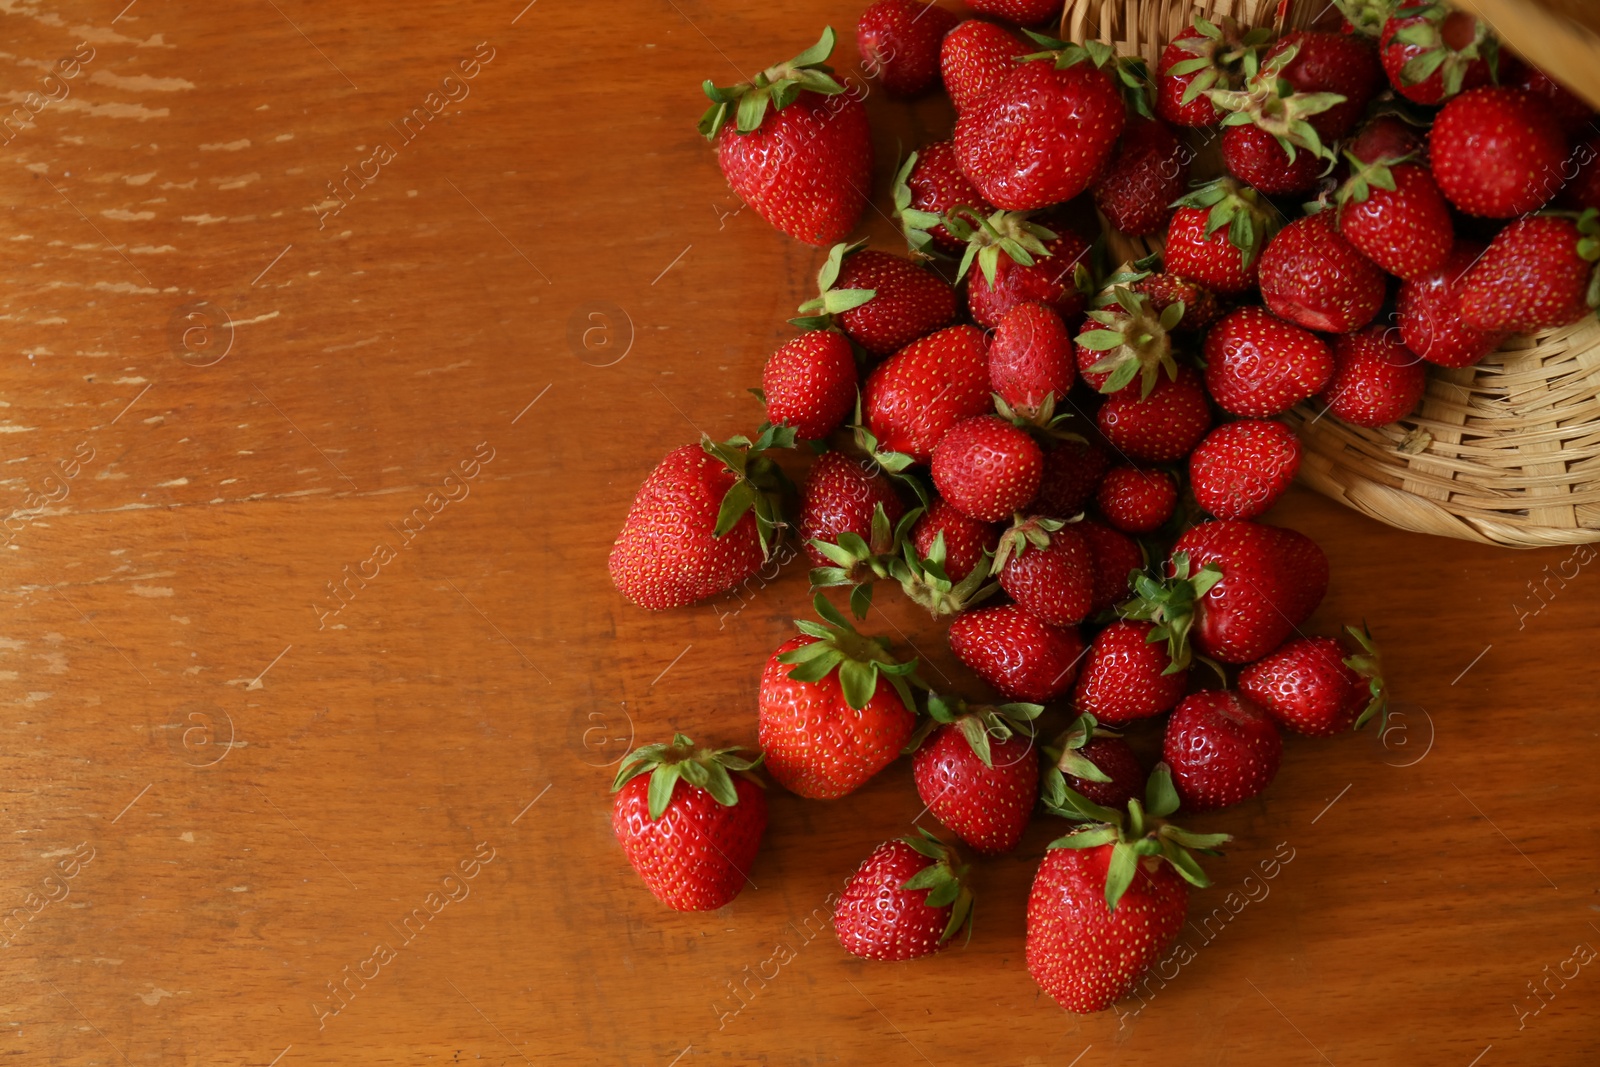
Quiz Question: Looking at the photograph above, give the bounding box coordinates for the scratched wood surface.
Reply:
[1,2,1598,1065]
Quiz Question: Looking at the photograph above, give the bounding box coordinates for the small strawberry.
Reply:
[1030,438,1111,518]
[1320,327,1428,427]
[989,302,1075,422]
[1131,271,1223,333]
[1078,517,1144,613]
[699,28,872,246]
[931,415,1045,522]
[1074,285,1183,397]
[966,0,1061,23]
[1344,113,1427,166]
[948,603,1085,703]
[835,829,975,961]
[1095,466,1177,533]
[1219,123,1325,196]
[1073,620,1187,726]
[952,209,1093,329]
[856,0,961,98]
[1457,212,1600,333]
[1263,30,1382,140]
[1379,2,1495,105]
[1260,524,1328,626]
[1398,239,1508,368]
[1162,691,1282,812]
[611,734,767,911]
[1188,420,1302,521]
[758,594,920,799]
[760,330,857,439]
[1258,212,1386,334]
[1428,87,1566,218]
[1335,154,1453,281]
[1041,715,1146,810]
[941,19,1027,114]
[1238,624,1389,737]
[1096,364,1213,463]
[892,141,996,255]
[793,242,957,357]
[893,508,1003,618]
[1203,305,1335,418]
[1163,178,1276,295]
[609,428,791,610]
[913,694,1042,854]
[799,450,906,566]
[1156,20,1263,128]
[1093,119,1188,237]
[993,516,1095,626]
[862,324,992,463]
[1206,42,1352,196]
[911,498,1000,583]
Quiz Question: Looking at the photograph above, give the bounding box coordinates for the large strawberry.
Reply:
[952,209,1093,328]
[611,734,767,911]
[1096,364,1212,462]
[1202,305,1334,418]
[993,516,1094,626]
[948,603,1085,703]
[1457,212,1600,333]
[1320,327,1428,427]
[1189,419,1302,521]
[1040,714,1145,810]
[1092,118,1188,237]
[699,29,871,246]
[835,829,974,961]
[1398,239,1508,368]
[1335,153,1453,281]
[941,19,1026,114]
[609,428,790,610]
[758,595,920,799]
[1261,524,1328,626]
[1239,624,1388,737]
[798,450,905,567]
[1262,30,1382,140]
[912,694,1042,855]
[856,0,961,98]
[893,141,995,255]
[989,302,1075,422]
[792,242,957,357]
[931,415,1045,522]
[1162,691,1282,812]
[1073,620,1187,726]
[862,324,992,463]
[1163,178,1276,295]
[1428,86,1566,218]
[760,330,856,439]
[1379,2,1495,105]
[1258,212,1386,334]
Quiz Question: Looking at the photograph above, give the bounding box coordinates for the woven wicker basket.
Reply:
[1062,0,1600,547]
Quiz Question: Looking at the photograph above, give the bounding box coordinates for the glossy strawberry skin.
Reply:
[1221,123,1324,197]
[1321,328,1428,428]
[1163,206,1259,295]
[1065,736,1145,809]
[836,250,959,356]
[1095,467,1176,533]
[1259,213,1386,335]
[609,445,765,610]
[834,839,955,960]
[1261,524,1327,626]
[1156,26,1224,128]
[1030,439,1111,518]
[1457,216,1596,334]
[941,19,1026,114]
[857,0,962,98]
[1429,87,1566,218]
[966,0,1061,22]
[1398,240,1507,368]
[989,302,1075,415]
[613,773,767,911]
[1239,636,1366,737]
[762,330,857,439]
[1189,420,1302,521]
[1134,272,1222,333]
[967,228,1092,329]
[863,325,992,464]
[1163,690,1283,812]
[1093,119,1187,237]
[1078,518,1143,614]
[715,90,871,247]
[799,451,906,566]
[904,140,996,252]
[913,726,1038,855]
[949,604,1085,703]
[998,522,1095,627]
[1172,519,1296,664]
[1203,306,1334,419]
[1073,619,1186,726]
[758,636,917,799]
[932,415,1045,523]
[912,498,1000,581]
[1268,30,1381,140]
[1096,365,1213,463]
[1338,162,1453,281]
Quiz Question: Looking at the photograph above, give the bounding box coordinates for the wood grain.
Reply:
[1,2,1597,1065]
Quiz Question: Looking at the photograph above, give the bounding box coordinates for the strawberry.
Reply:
[1203,305,1335,418]
[1073,620,1187,726]
[1344,113,1427,166]
[609,429,790,610]
[611,734,767,911]
[1188,420,1302,521]
[699,29,872,247]
[1095,466,1176,533]
[799,450,906,566]
[1320,327,1428,427]
[1238,625,1389,737]
[1509,64,1596,138]
[1030,438,1111,518]
[856,0,961,98]
[912,694,1042,854]
[948,603,1085,702]
[793,243,957,357]
[1457,213,1600,333]
[1078,517,1143,613]
[760,330,857,439]
[953,209,1093,328]
[1379,2,1495,105]
[953,42,1128,212]
[1206,42,1352,196]
[1074,285,1183,396]
[893,509,1003,619]
[758,595,920,799]
[1260,524,1328,626]
[989,302,1075,421]
[1162,691,1282,812]
[893,141,996,255]
[940,19,1026,114]
[835,830,974,961]
[1156,21,1260,128]
[1092,118,1188,237]
[1428,87,1566,218]
[1335,155,1453,281]
[1398,239,1508,368]
[911,498,1000,582]
[966,0,1061,23]
[1263,30,1382,140]
[931,415,1044,522]
[1258,212,1386,334]
[1219,123,1326,196]
[1041,716,1146,809]
[993,517,1095,626]
[862,324,992,464]
[1096,364,1213,463]
[1131,271,1222,333]
[1163,178,1276,295]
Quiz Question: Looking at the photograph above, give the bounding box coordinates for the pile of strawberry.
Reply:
[606,0,1594,1015]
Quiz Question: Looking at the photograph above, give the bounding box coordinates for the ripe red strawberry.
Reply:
[948,603,1085,702]
[700,29,872,246]
[994,517,1094,626]
[1096,364,1213,463]
[1078,517,1143,613]
[799,450,906,566]
[1398,239,1508,368]
[611,734,767,911]
[1220,123,1325,196]
[956,211,1093,329]
[1239,626,1388,737]
[1510,64,1596,138]
[835,830,974,961]
[1093,119,1188,237]
[856,0,961,98]
[1044,728,1146,810]
[966,0,1060,23]
[1320,327,1428,427]
[1189,420,1302,521]
[954,46,1126,212]
[1429,87,1566,218]
[758,595,920,799]
[1203,305,1335,418]
[1095,467,1176,533]
[794,244,957,357]
[1156,22,1244,128]
[893,141,996,254]
[1073,620,1187,726]
[931,415,1044,522]
[862,324,992,463]
[1260,524,1328,626]
[1336,156,1453,281]
[1074,285,1182,396]
[1206,40,1357,196]
[1163,691,1282,811]
[1163,179,1276,295]
[1457,214,1600,333]
[1380,2,1494,105]
[1132,272,1222,333]
[609,431,788,610]
[941,19,1026,114]
[760,330,856,439]
[1264,30,1382,140]
[1258,212,1386,334]
[1344,113,1427,166]
[989,302,1074,421]
[911,498,1000,583]
[913,695,1041,854]
[1030,439,1111,518]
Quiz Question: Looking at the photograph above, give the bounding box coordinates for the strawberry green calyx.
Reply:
[1388,2,1497,96]
[1334,0,1397,37]
[1040,713,1118,801]
[702,423,797,560]
[1019,31,1155,119]
[946,208,1057,286]
[892,152,944,258]
[915,692,1042,767]
[1046,763,1231,910]
[611,733,766,820]
[1575,209,1600,311]
[1335,150,1409,216]
[809,503,922,621]
[780,592,921,711]
[1206,44,1346,164]
[1346,621,1392,732]
[699,27,846,140]
[1171,177,1276,271]
[790,240,877,331]
[899,827,976,944]
[889,529,1000,618]
[1166,16,1274,107]
[990,514,1068,575]
[850,422,927,503]
[1119,550,1223,672]
[1078,285,1185,398]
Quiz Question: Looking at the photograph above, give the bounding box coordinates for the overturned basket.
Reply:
[1062,0,1600,547]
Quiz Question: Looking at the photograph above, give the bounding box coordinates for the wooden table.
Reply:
[3,2,1597,1064]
